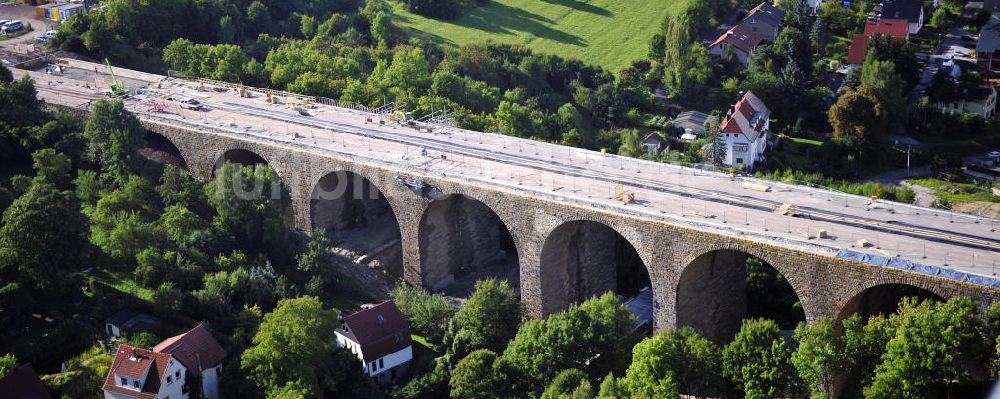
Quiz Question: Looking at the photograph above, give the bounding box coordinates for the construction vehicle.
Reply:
[104,58,129,98]
[614,185,634,204]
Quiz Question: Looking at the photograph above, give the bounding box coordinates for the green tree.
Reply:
[722,319,800,399]
[0,181,88,296]
[859,52,907,128]
[540,369,593,399]
[390,285,456,346]
[865,297,983,398]
[503,293,634,392]
[930,8,951,29]
[83,99,145,186]
[624,326,722,398]
[206,162,288,252]
[446,279,524,362]
[617,129,642,157]
[31,148,73,189]
[159,204,208,244]
[791,317,845,399]
[449,349,514,399]
[596,373,629,399]
[241,296,339,394]
[0,353,17,377]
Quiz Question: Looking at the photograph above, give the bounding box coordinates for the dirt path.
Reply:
[902,181,937,207]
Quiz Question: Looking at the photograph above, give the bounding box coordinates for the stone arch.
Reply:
[418,193,521,296]
[211,146,294,225]
[310,169,404,280]
[675,244,809,343]
[141,131,189,171]
[537,220,653,319]
[835,280,946,322]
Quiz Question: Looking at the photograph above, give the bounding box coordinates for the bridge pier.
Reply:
[134,118,1000,340]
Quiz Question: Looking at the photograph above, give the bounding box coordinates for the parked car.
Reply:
[1,20,24,33]
[987,150,1000,160]
[34,30,56,42]
[176,98,203,110]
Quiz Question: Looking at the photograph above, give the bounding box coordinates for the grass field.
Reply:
[906,177,999,204]
[393,0,688,71]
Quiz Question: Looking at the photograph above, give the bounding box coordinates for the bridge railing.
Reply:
[167,73,372,114]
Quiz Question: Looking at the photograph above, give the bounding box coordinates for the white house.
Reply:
[152,325,226,399]
[103,344,188,399]
[335,301,413,384]
[933,82,998,119]
[707,24,767,66]
[718,91,771,170]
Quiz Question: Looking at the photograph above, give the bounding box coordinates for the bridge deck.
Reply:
[13,61,1000,279]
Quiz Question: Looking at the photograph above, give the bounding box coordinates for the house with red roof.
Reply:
[152,325,226,399]
[708,24,767,66]
[335,300,413,384]
[102,344,188,399]
[718,91,771,170]
[847,19,910,64]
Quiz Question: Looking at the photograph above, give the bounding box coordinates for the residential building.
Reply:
[719,91,771,170]
[977,15,1000,76]
[739,2,785,40]
[880,0,924,34]
[0,364,52,399]
[642,132,669,154]
[846,19,910,64]
[335,301,413,384]
[102,344,188,399]
[105,310,161,338]
[152,325,226,399]
[932,82,998,118]
[708,24,767,66]
[670,110,718,137]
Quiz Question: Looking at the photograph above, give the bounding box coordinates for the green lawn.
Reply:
[88,268,155,302]
[393,0,689,71]
[906,177,999,204]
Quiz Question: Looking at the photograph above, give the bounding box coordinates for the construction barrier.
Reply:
[836,248,1000,288]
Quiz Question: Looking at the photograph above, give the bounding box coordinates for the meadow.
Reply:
[393,0,690,71]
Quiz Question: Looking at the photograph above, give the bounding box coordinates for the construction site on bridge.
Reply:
[8,57,1000,287]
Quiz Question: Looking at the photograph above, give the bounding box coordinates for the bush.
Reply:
[389,285,456,346]
[754,169,916,203]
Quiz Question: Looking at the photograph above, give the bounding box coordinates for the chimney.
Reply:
[128,348,138,361]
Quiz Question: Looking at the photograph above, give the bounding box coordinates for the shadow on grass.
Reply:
[540,0,613,17]
[451,2,586,46]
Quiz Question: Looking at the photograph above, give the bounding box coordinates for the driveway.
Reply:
[910,16,977,103]
[0,3,53,49]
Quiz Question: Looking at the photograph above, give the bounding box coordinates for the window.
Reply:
[175,370,181,379]
[379,358,384,369]
[167,376,173,384]
[133,380,140,388]
[736,158,744,164]
[120,377,127,386]
[733,143,748,152]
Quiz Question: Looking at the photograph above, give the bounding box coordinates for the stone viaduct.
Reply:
[141,117,1000,342]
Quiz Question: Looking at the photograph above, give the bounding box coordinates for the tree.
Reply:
[617,129,642,157]
[827,87,884,143]
[0,353,16,378]
[206,162,288,253]
[596,373,629,399]
[503,293,634,392]
[859,52,907,128]
[930,8,951,29]
[0,63,11,83]
[540,369,593,399]
[446,279,524,362]
[722,319,800,399]
[0,181,88,297]
[390,285,457,346]
[449,349,514,399]
[624,327,722,398]
[83,99,145,186]
[31,148,73,189]
[241,296,339,395]
[865,297,983,398]
[791,317,845,399]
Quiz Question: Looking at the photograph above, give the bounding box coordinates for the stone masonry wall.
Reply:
[142,119,1000,332]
